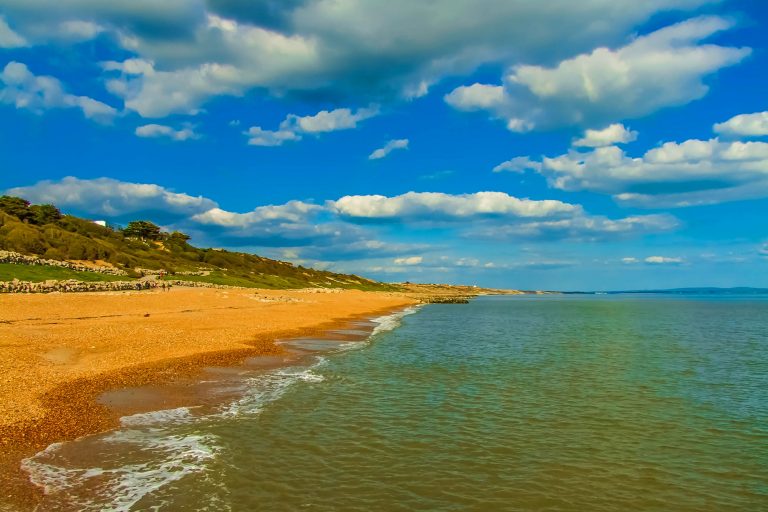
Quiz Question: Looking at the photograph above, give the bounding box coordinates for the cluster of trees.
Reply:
[122,220,191,246]
[0,196,62,225]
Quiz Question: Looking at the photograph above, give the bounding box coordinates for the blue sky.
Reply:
[1,0,766,290]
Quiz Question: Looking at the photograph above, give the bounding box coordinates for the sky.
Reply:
[0,0,766,291]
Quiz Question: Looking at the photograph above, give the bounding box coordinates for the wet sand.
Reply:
[0,287,417,505]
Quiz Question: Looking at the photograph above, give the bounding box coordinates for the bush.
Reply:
[5,225,47,254]
[44,247,66,260]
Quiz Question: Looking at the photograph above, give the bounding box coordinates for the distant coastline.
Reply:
[561,287,768,295]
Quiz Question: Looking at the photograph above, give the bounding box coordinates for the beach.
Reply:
[0,287,418,505]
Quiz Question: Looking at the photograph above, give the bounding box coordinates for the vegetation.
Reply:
[0,195,398,291]
[0,196,62,225]
[123,220,162,241]
[0,263,128,283]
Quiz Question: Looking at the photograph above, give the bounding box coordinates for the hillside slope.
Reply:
[0,197,396,291]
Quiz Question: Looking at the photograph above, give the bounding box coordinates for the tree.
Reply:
[123,220,162,241]
[168,231,191,242]
[166,231,191,248]
[29,204,62,225]
[0,196,32,222]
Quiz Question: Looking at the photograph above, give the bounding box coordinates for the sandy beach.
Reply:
[0,287,418,505]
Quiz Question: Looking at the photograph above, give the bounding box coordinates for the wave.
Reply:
[371,305,421,336]
[21,306,420,510]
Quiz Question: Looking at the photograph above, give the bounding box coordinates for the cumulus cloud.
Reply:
[283,105,379,133]
[6,177,216,218]
[573,124,638,147]
[331,191,581,221]
[4,176,344,248]
[393,256,423,265]
[532,138,768,207]
[369,139,409,160]
[714,111,768,137]
[245,105,377,146]
[0,15,27,47]
[492,156,541,173]
[330,191,679,241]
[245,126,301,146]
[5,177,684,269]
[135,124,199,141]
[0,1,715,116]
[190,201,323,227]
[446,16,749,131]
[444,84,506,112]
[0,62,117,122]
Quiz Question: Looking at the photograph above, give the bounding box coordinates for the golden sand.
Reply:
[0,287,417,504]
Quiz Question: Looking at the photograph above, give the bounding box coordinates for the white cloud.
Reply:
[57,20,105,41]
[573,124,638,147]
[331,191,581,221]
[245,126,301,146]
[4,176,341,248]
[5,177,682,264]
[492,156,541,173]
[6,177,216,217]
[330,191,678,241]
[190,202,323,227]
[644,256,684,264]
[533,138,768,207]
[623,255,685,264]
[472,214,679,241]
[102,58,155,76]
[444,83,506,112]
[283,105,379,133]
[0,1,716,116]
[0,61,117,122]
[0,15,27,47]
[446,17,749,131]
[393,256,423,265]
[714,111,768,137]
[759,244,768,257]
[369,139,409,160]
[245,105,378,146]
[135,124,199,141]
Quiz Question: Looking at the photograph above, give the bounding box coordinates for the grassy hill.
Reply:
[0,196,398,291]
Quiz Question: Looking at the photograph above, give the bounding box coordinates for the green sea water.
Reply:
[23,295,768,511]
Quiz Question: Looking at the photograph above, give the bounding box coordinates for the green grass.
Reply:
[162,272,401,291]
[0,263,130,283]
[162,272,323,289]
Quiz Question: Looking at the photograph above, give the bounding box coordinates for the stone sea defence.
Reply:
[0,278,242,294]
[0,250,127,276]
[418,295,472,304]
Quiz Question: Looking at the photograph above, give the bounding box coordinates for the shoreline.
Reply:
[0,287,418,508]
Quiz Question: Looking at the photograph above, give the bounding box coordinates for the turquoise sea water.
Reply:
[23,295,768,511]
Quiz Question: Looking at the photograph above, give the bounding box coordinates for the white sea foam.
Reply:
[119,406,197,428]
[371,305,421,336]
[21,306,421,509]
[22,429,219,511]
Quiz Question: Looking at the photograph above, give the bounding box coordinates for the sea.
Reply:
[20,294,768,511]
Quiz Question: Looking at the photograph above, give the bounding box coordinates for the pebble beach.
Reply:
[0,287,417,506]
